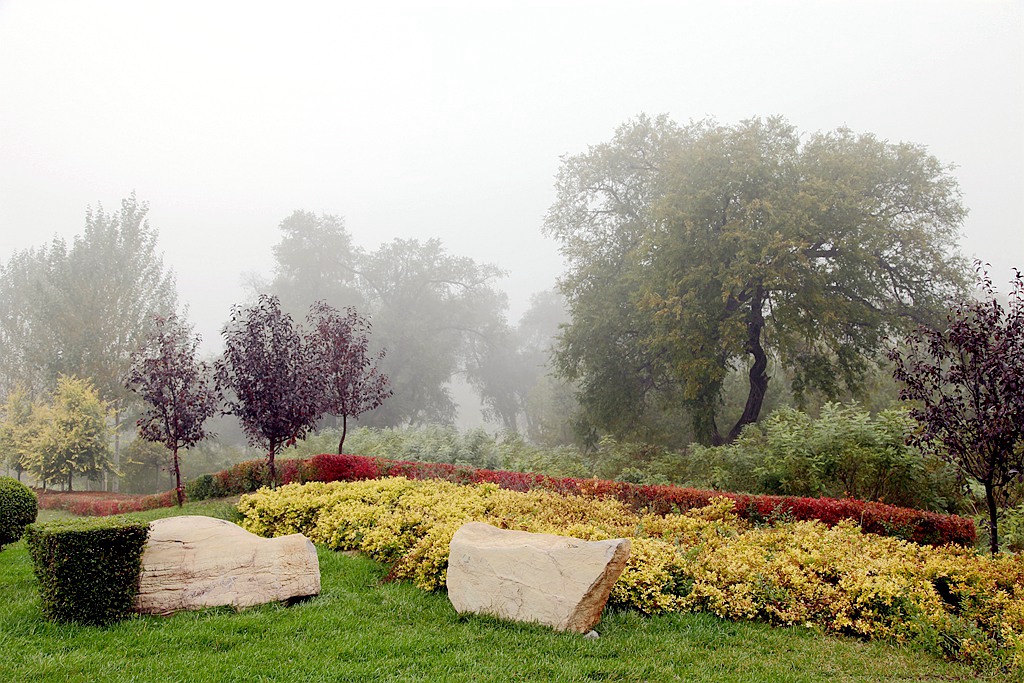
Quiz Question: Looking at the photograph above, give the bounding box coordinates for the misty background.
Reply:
[0,1,1022,492]
[1,1,1020,347]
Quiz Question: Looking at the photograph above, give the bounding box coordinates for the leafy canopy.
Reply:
[891,265,1024,553]
[126,314,219,505]
[29,376,112,491]
[216,295,324,483]
[0,193,177,404]
[306,302,391,454]
[546,115,968,445]
[256,212,510,428]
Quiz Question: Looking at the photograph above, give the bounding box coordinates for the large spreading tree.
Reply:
[891,265,1024,554]
[126,314,219,506]
[545,115,969,446]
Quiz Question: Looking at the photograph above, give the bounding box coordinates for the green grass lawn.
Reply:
[0,502,1013,683]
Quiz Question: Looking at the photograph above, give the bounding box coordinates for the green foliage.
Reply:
[0,541,999,682]
[0,386,39,476]
[24,516,150,625]
[119,437,172,494]
[546,115,968,446]
[589,436,678,485]
[28,376,112,491]
[0,194,177,405]
[999,503,1024,553]
[0,475,38,549]
[289,425,587,478]
[681,403,962,512]
[184,473,222,502]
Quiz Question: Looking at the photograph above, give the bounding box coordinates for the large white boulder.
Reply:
[136,515,320,615]
[446,522,631,633]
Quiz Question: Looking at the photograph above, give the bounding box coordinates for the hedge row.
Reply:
[192,453,976,547]
[24,516,151,625]
[36,490,180,517]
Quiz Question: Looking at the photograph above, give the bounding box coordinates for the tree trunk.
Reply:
[268,445,277,489]
[727,286,769,443]
[337,414,349,455]
[691,396,724,446]
[173,446,184,507]
[985,480,999,554]
[112,406,122,493]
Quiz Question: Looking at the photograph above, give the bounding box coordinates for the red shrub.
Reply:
[192,451,977,547]
[307,453,381,483]
[35,489,180,517]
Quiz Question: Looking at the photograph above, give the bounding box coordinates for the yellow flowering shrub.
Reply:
[238,479,1024,671]
[609,537,692,614]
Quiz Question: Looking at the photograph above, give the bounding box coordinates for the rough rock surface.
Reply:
[136,515,320,615]
[446,522,631,633]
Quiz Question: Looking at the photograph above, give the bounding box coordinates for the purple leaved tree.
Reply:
[125,314,219,506]
[307,301,392,454]
[216,295,323,485]
[890,264,1024,553]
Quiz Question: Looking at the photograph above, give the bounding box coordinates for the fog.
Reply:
[1,0,1021,352]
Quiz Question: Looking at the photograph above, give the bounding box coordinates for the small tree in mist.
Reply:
[126,314,219,506]
[216,295,323,484]
[890,264,1024,554]
[0,387,38,482]
[30,376,111,492]
[307,302,391,454]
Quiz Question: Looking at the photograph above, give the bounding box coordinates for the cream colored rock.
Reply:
[136,515,320,615]
[446,522,631,633]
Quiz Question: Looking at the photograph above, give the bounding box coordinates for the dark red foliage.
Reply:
[216,295,325,485]
[306,453,381,483]
[195,452,976,547]
[306,302,391,454]
[891,263,1024,553]
[126,314,219,506]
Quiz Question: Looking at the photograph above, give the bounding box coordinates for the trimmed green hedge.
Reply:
[24,516,150,625]
[0,476,37,549]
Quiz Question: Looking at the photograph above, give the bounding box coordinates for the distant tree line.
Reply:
[250,210,569,436]
[0,193,176,489]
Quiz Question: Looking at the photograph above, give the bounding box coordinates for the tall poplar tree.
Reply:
[0,193,178,487]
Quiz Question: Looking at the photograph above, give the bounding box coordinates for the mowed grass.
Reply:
[0,501,1012,683]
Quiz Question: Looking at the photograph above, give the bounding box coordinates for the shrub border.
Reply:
[198,453,975,547]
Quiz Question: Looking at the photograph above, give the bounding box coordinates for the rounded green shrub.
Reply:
[185,473,221,501]
[0,475,38,549]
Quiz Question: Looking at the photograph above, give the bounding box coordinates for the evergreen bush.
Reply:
[0,475,38,549]
[184,473,222,501]
[24,516,150,625]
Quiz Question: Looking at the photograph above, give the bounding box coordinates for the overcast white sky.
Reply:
[1,0,1021,352]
